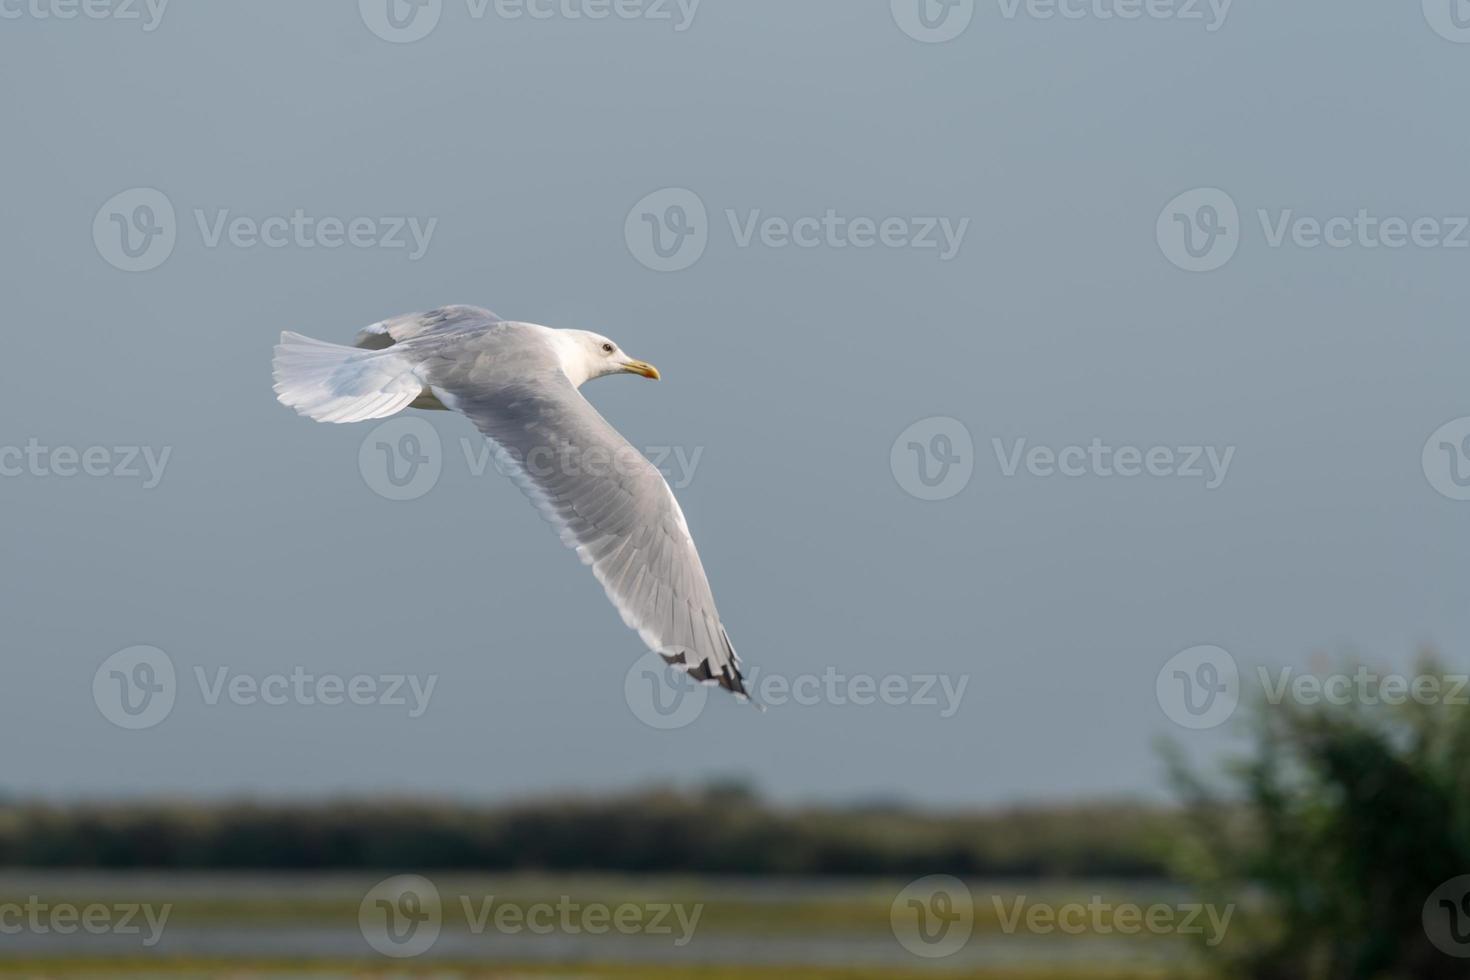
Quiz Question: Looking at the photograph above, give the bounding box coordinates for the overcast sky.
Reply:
[2,1,1468,805]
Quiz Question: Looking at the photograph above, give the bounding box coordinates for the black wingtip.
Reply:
[662,651,753,703]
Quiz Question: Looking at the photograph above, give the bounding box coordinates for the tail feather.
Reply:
[273,332,426,424]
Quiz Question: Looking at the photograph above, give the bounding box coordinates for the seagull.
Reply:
[273,305,749,699]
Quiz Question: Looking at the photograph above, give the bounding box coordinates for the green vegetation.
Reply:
[0,961,1180,980]
[1166,654,1470,980]
[0,786,1178,878]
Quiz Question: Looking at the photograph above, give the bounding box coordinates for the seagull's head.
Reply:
[556,329,661,387]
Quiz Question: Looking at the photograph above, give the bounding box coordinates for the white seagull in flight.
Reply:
[273,305,750,699]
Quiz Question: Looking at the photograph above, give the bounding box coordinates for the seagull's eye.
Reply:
[601,343,616,354]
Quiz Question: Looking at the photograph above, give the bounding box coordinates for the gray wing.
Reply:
[441,372,749,698]
[355,305,504,350]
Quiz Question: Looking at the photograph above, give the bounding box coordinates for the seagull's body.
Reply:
[273,305,749,698]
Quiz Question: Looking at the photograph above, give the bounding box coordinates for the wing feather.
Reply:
[446,376,748,698]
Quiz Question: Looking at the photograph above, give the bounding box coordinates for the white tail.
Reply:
[273,332,426,424]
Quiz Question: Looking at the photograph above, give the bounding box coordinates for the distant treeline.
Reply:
[0,786,1181,878]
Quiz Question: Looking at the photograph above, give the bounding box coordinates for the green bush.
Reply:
[1166,654,1470,980]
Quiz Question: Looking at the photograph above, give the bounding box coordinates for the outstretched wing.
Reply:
[444,374,749,698]
[355,305,504,350]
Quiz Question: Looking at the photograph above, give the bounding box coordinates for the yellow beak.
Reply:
[621,359,661,381]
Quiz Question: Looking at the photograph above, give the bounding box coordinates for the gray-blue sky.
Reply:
[1,1,1467,804]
